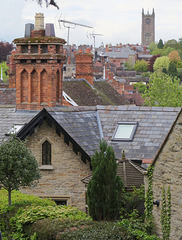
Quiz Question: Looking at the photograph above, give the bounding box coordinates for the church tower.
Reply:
[141,8,155,46]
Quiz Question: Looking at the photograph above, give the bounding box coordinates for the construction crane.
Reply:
[58,18,93,64]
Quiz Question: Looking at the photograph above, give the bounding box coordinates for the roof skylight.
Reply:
[7,124,24,135]
[112,122,138,141]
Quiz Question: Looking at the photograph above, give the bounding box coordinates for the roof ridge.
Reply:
[96,105,181,112]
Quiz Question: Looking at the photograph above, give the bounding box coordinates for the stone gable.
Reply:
[148,111,182,239]
[21,121,91,211]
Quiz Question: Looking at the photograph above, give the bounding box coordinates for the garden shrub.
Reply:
[0,189,55,239]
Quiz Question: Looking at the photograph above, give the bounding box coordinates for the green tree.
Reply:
[134,60,149,72]
[134,82,147,94]
[0,135,41,206]
[168,61,177,77]
[158,39,164,49]
[125,61,133,70]
[164,39,180,50]
[148,42,157,52]
[143,72,182,107]
[151,48,165,56]
[87,140,123,221]
[164,47,175,56]
[153,56,170,72]
[178,37,182,48]
[0,62,9,82]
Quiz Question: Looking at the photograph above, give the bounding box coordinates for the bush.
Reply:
[0,189,55,239]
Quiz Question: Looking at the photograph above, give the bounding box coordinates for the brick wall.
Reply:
[21,121,91,211]
[15,63,63,110]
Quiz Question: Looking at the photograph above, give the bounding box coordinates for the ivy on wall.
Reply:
[145,166,154,234]
[161,186,171,240]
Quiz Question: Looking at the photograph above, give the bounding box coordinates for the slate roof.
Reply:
[49,108,101,157]
[0,88,16,105]
[97,47,135,59]
[0,105,180,165]
[63,79,130,106]
[0,106,38,144]
[97,105,181,161]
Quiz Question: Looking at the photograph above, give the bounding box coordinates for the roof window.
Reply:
[7,124,24,135]
[112,122,138,141]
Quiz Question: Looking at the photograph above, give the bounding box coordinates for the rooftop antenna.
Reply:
[88,32,103,61]
[58,18,93,64]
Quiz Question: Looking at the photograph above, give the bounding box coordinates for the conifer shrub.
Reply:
[87,140,124,221]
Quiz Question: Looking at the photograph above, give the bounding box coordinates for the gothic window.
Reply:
[145,33,151,44]
[42,140,51,165]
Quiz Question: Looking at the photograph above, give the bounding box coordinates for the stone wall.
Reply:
[21,121,91,211]
[146,111,182,239]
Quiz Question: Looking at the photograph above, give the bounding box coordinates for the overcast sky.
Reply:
[1,0,182,47]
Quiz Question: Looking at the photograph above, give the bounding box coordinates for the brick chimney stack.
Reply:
[75,48,94,86]
[8,13,66,110]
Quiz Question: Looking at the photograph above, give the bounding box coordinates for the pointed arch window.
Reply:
[42,140,51,165]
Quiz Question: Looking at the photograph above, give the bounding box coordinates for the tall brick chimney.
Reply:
[75,48,94,86]
[8,13,66,110]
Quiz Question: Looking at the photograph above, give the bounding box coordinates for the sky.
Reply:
[1,0,182,47]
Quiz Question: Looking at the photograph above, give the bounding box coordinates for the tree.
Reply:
[164,47,175,56]
[148,42,157,52]
[134,82,147,94]
[178,37,182,49]
[153,56,170,72]
[148,55,160,72]
[125,61,133,70]
[0,135,41,206]
[0,41,14,62]
[87,140,123,221]
[158,39,164,49]
[168,50,181,62]
[164,39,180,50]
[143,72,182,107]
[134,60,149,72]
[0,62,9,82]
[168,61,177,77]
[35,0,59,9]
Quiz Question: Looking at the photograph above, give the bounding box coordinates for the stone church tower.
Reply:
[9,13,66,110]
[141,9,155,46]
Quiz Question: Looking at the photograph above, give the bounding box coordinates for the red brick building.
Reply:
[8,13,66,110]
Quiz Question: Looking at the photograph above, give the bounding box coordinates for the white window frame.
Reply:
[112,122,138,141]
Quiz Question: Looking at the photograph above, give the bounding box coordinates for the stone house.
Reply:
[0,105,180,212]
[145,109,182,239]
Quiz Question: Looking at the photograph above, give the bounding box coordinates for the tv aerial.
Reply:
[87,32,103,61]
[58,18,93,63]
